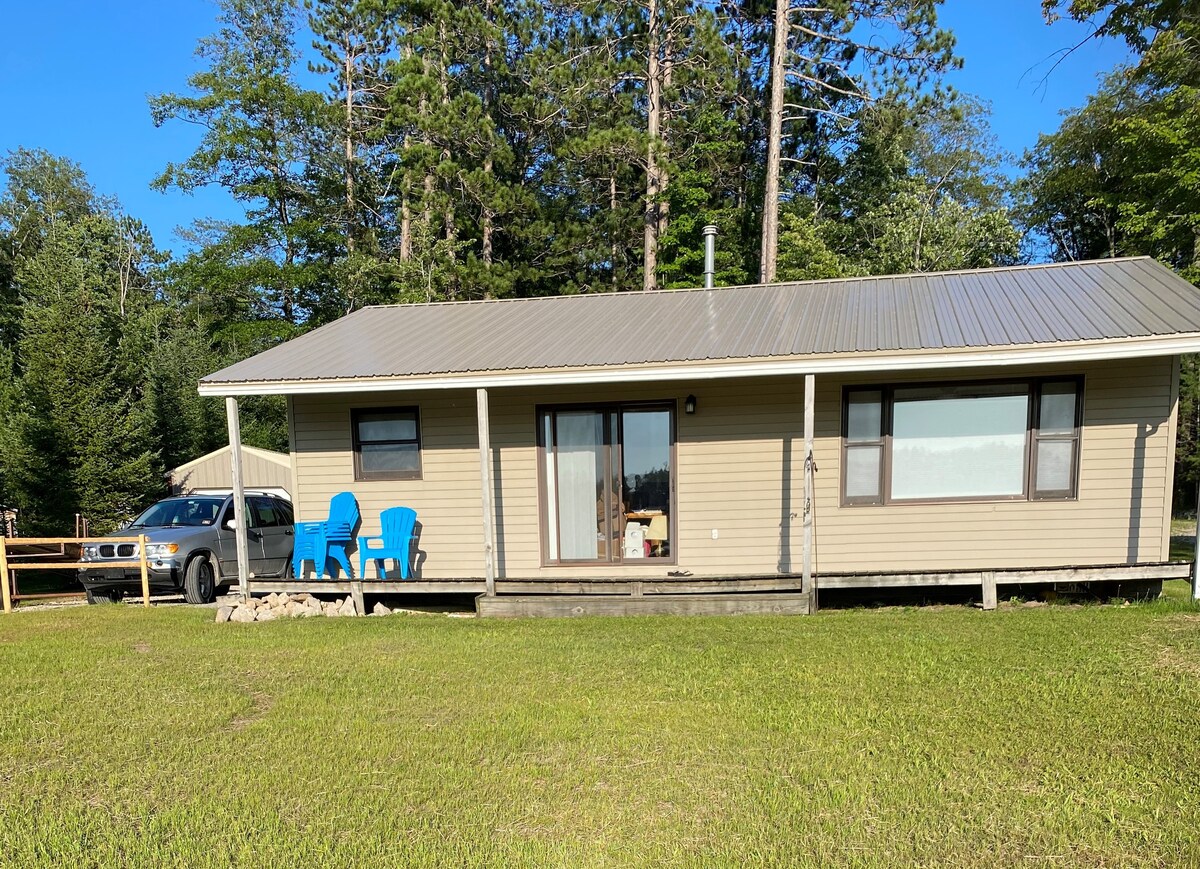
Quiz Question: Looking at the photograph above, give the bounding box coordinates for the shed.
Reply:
[166,446,292,500]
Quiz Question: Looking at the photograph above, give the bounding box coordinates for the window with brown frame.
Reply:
[537,402,675,565]
[841,378,1082,505]
[351,407,422,481]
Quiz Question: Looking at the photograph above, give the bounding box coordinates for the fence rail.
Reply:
[0,536,150,613]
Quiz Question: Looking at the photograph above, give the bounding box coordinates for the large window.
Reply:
[352,407,422,481]
[539,403,674,564]
[842,378,1081,505]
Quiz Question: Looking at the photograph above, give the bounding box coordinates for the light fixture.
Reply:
[684,394,697,414]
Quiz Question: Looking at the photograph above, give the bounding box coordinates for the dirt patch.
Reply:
[230,690,274,731]
[133,641,151,653]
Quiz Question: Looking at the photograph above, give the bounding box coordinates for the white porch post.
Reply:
[802,374,817,609]
[225,397,252,601]
[477,388,497,596]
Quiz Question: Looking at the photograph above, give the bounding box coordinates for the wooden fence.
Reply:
[0,536,150,613]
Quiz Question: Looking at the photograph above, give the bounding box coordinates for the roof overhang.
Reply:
[198,332,1200,397]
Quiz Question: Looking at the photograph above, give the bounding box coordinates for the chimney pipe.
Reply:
[702,224,718,289]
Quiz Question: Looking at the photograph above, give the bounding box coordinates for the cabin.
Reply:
[199,257,1200,615]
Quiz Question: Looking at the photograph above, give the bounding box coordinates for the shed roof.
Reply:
[200,257,1200,395]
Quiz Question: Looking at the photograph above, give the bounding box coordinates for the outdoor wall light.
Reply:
[684,394,697,414]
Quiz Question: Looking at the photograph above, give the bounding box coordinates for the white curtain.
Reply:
[555,412,602,559]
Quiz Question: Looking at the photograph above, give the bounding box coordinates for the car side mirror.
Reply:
[223,518,236,530]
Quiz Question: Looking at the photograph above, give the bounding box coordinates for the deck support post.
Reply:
[981,571,997,611]
[802,374,817,610]
[350,580,365,615]
[477,388,496,596]
[225,397,252,602]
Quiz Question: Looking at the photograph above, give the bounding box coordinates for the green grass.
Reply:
[2,603,1200,867]
[1171,517,1197,562]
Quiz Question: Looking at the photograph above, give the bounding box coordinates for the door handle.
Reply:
[284,528,294,536]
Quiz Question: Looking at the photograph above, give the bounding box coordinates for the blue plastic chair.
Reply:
[295,491,360,578]
[291,523,327,579]
[357,507,417,580]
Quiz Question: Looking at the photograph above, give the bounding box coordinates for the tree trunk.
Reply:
[482,153,494,268]
[643,0,662,292]
[760,0,788,284]
[657,27,672,253]
[611,175,620,289]
[343,31,357,254]
[481,0,496,273]
[400,134,413,262]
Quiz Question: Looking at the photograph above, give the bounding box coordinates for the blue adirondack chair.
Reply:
[294,491,360,578]
[357,506,417,580]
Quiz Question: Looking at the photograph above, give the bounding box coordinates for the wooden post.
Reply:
[138,534,151,608]
[1193,482,1200,601]
[225,397,252,601]
[350,579,365,616]
[0,535,10,614]
[982,571,997,611]
[476,388,496,596]
[802,374,817,609]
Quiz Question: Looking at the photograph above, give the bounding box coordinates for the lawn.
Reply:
[1,601,1200,867]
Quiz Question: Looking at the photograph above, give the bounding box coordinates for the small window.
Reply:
[352,407,422,481]
[1032,381,1080,499]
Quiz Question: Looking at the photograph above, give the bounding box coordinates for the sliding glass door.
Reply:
[540,403,674,564]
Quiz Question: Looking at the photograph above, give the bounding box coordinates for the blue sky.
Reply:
[0,0,1131,255]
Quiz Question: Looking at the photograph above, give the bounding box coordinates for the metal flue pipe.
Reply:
[702,224,718,289]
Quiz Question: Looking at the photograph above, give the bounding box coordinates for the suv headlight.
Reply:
[82,545,99,561]
[144,543,179,559]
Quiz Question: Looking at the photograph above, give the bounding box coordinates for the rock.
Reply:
[284,601,300,617]
[323,601,339,616]
[292,593,310,603]
[256,607,277,622]
[372,602,392,616]
[229,606,256,623]
[215,605,234,623]
[338,596,358,618]
[306,598,324,616]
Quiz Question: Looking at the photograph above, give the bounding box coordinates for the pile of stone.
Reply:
[215,591,398,623]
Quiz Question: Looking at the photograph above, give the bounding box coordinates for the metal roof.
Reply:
[201,257,1200,392]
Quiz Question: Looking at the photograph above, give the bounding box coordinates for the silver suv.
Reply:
[78,492,294,604]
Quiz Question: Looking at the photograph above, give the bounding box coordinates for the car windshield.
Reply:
[128,498,224,528]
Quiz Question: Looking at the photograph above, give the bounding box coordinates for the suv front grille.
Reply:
[117,544,136,558]
[100,544,115,558]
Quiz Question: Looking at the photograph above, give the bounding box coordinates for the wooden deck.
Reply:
[243,561,1192,616]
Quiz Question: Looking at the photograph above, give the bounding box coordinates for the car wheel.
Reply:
[85,587,124,605]
[184,554,217,604]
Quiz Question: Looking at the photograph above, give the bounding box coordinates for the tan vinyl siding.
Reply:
[168,447,293,495]
[288,356,1178,579]
[811,356,1177,572]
